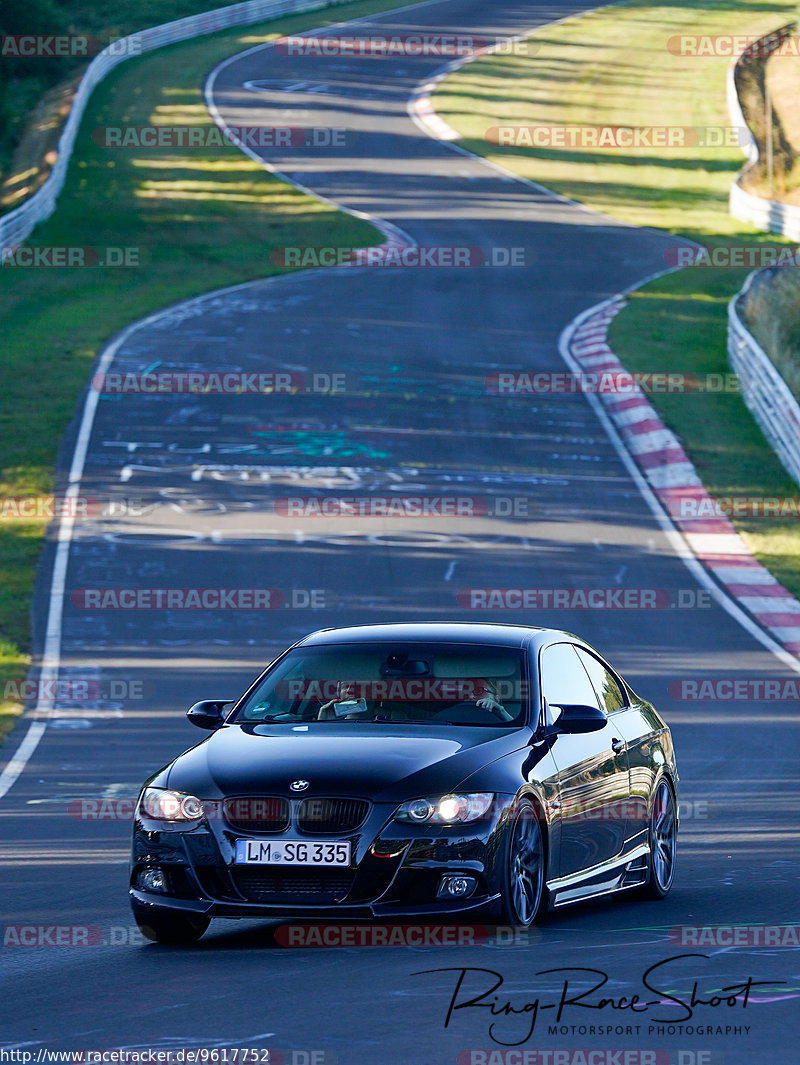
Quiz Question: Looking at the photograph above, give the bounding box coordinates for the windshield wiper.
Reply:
[369,716,453,725]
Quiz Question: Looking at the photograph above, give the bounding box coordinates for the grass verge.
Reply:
[433,0,800,600]
[0,0,417,748]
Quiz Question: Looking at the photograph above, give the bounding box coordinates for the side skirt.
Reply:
[546,843,649,909]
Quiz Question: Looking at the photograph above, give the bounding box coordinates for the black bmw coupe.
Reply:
[130,623,678,942]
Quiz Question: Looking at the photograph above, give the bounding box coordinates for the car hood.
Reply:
[165,722,528,803]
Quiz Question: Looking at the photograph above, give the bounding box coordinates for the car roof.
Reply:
[292,622,580,651]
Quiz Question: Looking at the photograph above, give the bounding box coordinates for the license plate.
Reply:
[234,839,351,866]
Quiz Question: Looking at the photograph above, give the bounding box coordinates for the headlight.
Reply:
[394,793,494,824]
[139,787,204,822]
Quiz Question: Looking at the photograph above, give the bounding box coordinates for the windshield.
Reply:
[233,642,529,727]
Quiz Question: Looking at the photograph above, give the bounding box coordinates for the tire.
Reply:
[642,778,677,899]
[132,902,210,944]
[498,799,546,926]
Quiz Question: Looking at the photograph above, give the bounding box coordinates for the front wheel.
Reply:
[498,800,546,926]
[642,778,677,899]
[132,902,209,944]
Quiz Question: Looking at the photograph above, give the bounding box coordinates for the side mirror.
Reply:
[187,700,232,730]
[550,703,606,734]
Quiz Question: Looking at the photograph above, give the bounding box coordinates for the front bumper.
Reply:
[129,887,501,920]
[130,796,512,920]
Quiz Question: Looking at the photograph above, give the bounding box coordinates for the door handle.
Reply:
[611,737,625,753]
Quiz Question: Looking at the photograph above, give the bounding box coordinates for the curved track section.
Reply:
[2,1,799,1062]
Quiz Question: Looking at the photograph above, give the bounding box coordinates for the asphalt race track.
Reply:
[2,0,799,1062]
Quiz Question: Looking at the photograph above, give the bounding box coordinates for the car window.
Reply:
[233,642,529,727]
[575,648,628,713]
[540,643,601,719]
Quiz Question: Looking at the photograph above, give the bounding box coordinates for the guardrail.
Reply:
[728,271,800,488]
[0,0,350,249]
[727,22,800,237]
[729,181,800,240]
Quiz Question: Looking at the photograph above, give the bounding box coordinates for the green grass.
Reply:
[0,0,418,747]
[434,0,795,234]
[609,273,800,595]
[434,0,800,599]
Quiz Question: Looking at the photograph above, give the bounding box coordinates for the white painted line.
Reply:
[572,334,611,346]
[644,463,702,490]
[578,353,617,368]
[770,626,800,642]
[560,301,800,677]
[711,566,776,584]
[0,723,46,797]
[683,532,752,556]
[739,596,800,615]
[624,429,680,455]
[571,337,610,349]
[397,11,800,670]
[405,16,653,229]
[612,405,655,428]
[204,7,419,253]
[623,417,665,434]
[0,0,446,796]
[602,391,646,406]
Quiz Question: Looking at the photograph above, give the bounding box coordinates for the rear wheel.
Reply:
[132,902,209,944]
[642,778,677,899]
[498,799,546,926]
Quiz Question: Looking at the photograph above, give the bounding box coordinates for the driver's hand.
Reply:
[476,695,504,713]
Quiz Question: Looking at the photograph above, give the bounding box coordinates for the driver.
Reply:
[317,680,412,721]
[317,680,368,720]
[470,678,510,718]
